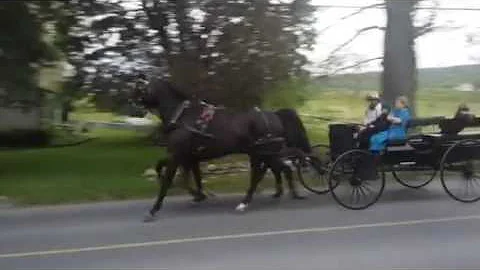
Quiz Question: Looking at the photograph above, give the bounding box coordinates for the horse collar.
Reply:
[255,107,272,134]
[169,100,191,126]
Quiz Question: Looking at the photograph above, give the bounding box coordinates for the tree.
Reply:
[0,1,58,107]
[76,0,317,109]
[382,0,417,114]
[318,0,439,114]
[383,0,440,115]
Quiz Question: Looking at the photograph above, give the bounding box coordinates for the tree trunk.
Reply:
[61,101,71,123]
[382,0,418,116]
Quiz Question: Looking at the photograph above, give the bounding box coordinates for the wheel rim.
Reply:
[441,140,480,203]
[392,164,436,189]
[441,160,480,202]
[297,156,330,194]
[328,150,385,210]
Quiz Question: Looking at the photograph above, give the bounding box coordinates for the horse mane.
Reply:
[146,78,190,102]
[164,81,190,101]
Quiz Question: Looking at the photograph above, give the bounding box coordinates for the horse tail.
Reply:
[275,108,312,154]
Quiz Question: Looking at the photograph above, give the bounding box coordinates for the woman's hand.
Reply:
[387,115,402,124]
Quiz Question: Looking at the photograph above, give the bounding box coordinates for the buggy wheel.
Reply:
[328,150,385,210]
[297,144,332,194]
[297,156,331,194]
[392,164,436,189]
[440,140,480,203]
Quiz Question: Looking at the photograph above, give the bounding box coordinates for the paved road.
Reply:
[2,181,480,269]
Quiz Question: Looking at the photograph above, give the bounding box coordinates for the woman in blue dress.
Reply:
[370,96,411,153]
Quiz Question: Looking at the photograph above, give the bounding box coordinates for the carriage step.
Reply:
[398,162,416,166]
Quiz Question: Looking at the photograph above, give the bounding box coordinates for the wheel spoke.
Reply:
[354,187,361,204]
[362,181,374,194]
[357,184,368,198]
[349,187,357,204]
[463,179,470,197]
[471,177,480,189]
[468,176,479,193]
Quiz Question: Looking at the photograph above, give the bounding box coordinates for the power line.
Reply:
[314,5,480,11]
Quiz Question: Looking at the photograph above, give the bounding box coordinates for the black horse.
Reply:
[131,78,312,221]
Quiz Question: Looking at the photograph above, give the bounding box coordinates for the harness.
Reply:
[169,100,191,126]
[251,107,285,154]
[195,102,217,133]
[165,100,220,138]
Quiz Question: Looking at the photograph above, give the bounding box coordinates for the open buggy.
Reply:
[296,115,480,210]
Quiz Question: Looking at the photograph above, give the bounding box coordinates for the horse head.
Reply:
[130,74,189,121]
[130,73,151,109]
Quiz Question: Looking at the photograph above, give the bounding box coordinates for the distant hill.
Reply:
[315,64,480,91]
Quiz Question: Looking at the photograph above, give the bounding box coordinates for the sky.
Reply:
[115,0,480,74]
[310,0,480,73]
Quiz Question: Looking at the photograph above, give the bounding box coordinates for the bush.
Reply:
[0,130,52,147]
[263,78,310,109]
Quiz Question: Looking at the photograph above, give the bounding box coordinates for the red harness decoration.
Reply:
[196,105,216,133]
[200,105,215,122]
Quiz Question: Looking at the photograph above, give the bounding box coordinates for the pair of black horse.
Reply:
[131,78,313,222]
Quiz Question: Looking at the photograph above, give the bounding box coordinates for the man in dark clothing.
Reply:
[440,103,476,135]
[357,104,391,149]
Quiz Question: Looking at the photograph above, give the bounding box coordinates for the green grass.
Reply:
[71,111,123,122]
[0,129,165,205]
[49,127,90,146]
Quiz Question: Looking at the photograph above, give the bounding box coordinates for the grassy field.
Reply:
[1,89,479,205]
[0,129,165,205]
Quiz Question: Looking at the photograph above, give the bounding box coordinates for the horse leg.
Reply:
[271,166,284,198]
[179,165,202,200]
[154,158,168,183]
[256,162,283,198]
[273,157,305,200]
[158,159,198,199]
[236,158,263,212]
[191,161,208,202]
[144,160,178,222]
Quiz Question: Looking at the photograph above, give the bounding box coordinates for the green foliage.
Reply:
[263,78,310,109]
[73,94,97,113]
[0,2,58,104]
[317,65,480,92]
[1,0,318,111]
[71,0,317,109]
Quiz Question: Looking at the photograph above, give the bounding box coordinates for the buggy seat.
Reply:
[386,117,445,151]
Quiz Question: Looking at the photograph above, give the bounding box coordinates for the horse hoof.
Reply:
[272,192,284,199]
[143,213,157,223]
[235,203,248,212]
[291,194,307,200]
